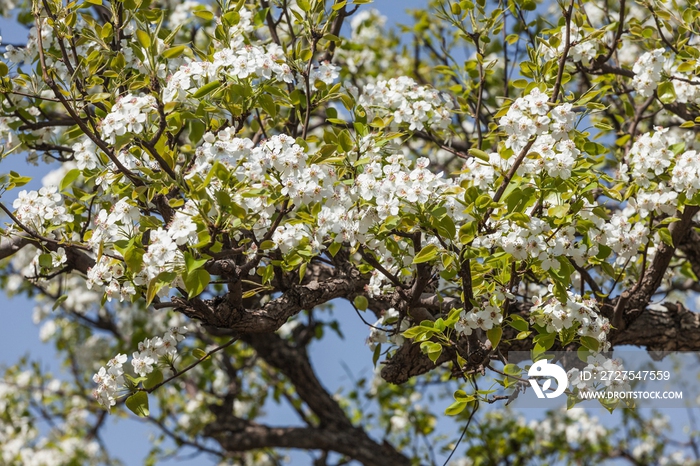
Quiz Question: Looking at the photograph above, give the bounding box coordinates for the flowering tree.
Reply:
[1,0,700,464]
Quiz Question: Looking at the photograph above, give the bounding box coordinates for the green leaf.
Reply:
[658,227,674,247]
[184,251,208,274]
[353,295,368,311]
[193,9,214,20]
[188,119,205,144]
[402,326,427,339]
[52,295,68,311]
[578,347,593,363]
[192,80,221,99]
[193,348,209,360]
[475,194,492,209]
[258,94,276,117]
[125,391,149,417]
[338,130,354,152]
[222,10,241,26]
[0,62,8,77]
[162,45,187,59]
[143,369,163,390]
[9,171,32,187]
[509,315,529,332]
[297,0,311,11]
[372,343,381,367]
[413,244,439,264]
[185,269,211,299]
[548,204,569,218]
[503,364,522,376]
[580,335,600,352]
[487,326,502,348]
[445,400,467,416]
[658,81,676,104]
[38,253,53,269]
[124,245,145,273]
[468,148,490,161]
[146,271,177,305]
[420,341,443,363]
[259,240,275,250]
[534,332,556,350]
[136,30,151,49]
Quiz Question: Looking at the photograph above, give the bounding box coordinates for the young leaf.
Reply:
[60,169,81,192]
[413,244,439,264]
[445,400,467,416]
[125,391,149,417]
[185,269,211,299]
[135,30,151,49]
[353,295,368,311]
[143,369,163,390]
[658,81,676,104]
[487,326,502,348]
[192,80,221,99]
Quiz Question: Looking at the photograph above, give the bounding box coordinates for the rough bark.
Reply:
[0,234,95,274]
[206,420,410,466]
[173,266,367,332]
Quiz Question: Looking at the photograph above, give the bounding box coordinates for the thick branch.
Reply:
[611,302,700,351]
[206,419,410,466]
[0,235,31,261]
[175,267,367,332]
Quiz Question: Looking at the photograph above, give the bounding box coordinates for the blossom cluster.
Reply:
[142,227,184,281]
[85,256,134,302]
[530,290,611,350]
[540,25,598,66]
[163,40,293,103]
[131,326,187,376]
[72,139,99,171]
[310,61,340,86]
[532,408,608,450]
[93,327,187,408]
[91,353,127,408]
[498,88,581,179]
[474,217,595,272]
[86,199,198,296]
[622,128,700,221]
[89,199,140,250]
[628,127,678,185]
[631,48,700,104]
[632,48,666,98]
[100,94,157,144]
[629,128,700,195]
[455,304,504,335]
[183,132,469,302]
[599,211,650,263]
[12,187,72,234]
[337,8,404,74]
[356,77,453,131]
